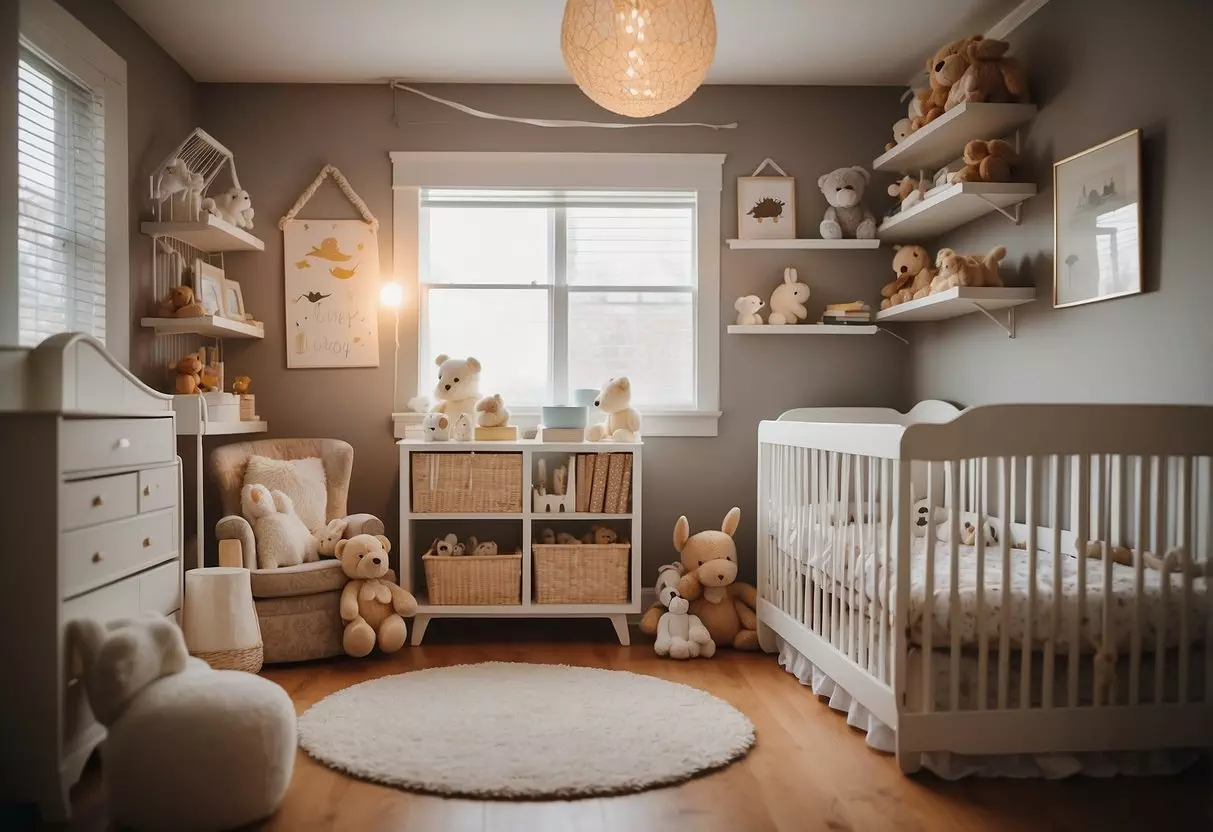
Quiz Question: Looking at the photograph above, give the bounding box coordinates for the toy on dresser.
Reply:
[475,393,519,440]
[533,457,576,513]
[586,377,641,442]
[429,354,481,423]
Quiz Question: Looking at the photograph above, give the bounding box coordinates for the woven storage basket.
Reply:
[423,553,522,605]
[533,543,630,605]
[192,644,263,674]
[411,452,522,513]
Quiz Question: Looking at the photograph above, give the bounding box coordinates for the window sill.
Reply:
[392,409,720,439]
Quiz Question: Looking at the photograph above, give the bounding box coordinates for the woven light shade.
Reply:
[561,0,717,118]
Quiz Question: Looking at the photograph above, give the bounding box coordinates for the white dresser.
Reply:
[0,334,183,822]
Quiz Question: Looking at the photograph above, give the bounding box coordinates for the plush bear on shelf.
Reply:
[156,284,206,318]
[944,36,1027,110]
[887,175,928,214]
[928,36,980,110]
[817,166,876,239]
[880,244,934,310]
[930,245,1007,294]
[886,117,913,151]
[949,139,1019,184]
[202,187,255,229]
[734,294,765,326]
[430,354,481,424]
[674,508,760,650]
[586,376,641,442]
[241,483,319,569]
[336,534,417,657]
[172,353,204,395]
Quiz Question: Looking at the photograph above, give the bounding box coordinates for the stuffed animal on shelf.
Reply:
[336,534,417,656]
[316,518,349,558]
[654,594,716,660]
[451,412,474,441]
[155,284,205,318]
[639,562,686,637]
[885,117,913,151]
[555,532,581,545]
[949,139,1019,184]
[231,375,252,395]
[241,483,319,569]
[944,36,1028,110]
[581,525,619,545]
[912,75,947,130]
[927,36,980,112]
[674,507,760,650]
[887,175,928,214]
[930,245,1006,294]
[172,353,204,395]
[734,294,765,326]
[422,412,450,441]
[586,376,641,442]
[818,166,876,240]
[425,533,465,557]
[880,244,935,310]
[767,267,810,325]
[476,393,510,427]
[201,187,255,230]
[471,539,499,556]
[156,158,205,216]
[537,527,557,545]
[430,354,482,423]
[407,395,430,413]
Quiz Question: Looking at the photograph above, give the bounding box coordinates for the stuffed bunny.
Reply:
[768,267,810,325]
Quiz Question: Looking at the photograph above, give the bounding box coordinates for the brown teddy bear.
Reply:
[580,524,619,545]
[336,534,417,657]
[171,353,203,395]
[944,36,1027,110]
[922,36,976,125]
[887,175,927,213]
[880,244,934,309]
[950,139,1018,183]
[155,284,205,318]
[930,245,1007,294]
[674,508,759,650]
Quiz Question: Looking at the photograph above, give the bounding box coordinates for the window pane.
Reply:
[424,206,550,285]
[569,291,693,408]
[426,288,549,406]
[567,207,693,287]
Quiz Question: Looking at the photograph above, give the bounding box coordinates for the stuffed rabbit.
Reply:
[768,267,810,325]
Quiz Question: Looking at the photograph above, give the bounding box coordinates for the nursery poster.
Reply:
[283,219,380,368]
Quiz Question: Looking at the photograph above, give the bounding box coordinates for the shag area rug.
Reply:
[297,662,755,798]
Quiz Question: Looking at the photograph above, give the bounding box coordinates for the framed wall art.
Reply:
[191,260,226,317]
[737,158,795,240]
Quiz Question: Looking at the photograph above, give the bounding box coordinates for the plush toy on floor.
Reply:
[734,294,765,325]
[241,483,319,569]
[69,615,295,831]
[430,354,482,423]
[586,376,641,442]
[639,561,686,636]
[674,508,760,650]
[817,166,876,239]
[767,267,809,325]
[336,533,417,656]
[654,594,716,660]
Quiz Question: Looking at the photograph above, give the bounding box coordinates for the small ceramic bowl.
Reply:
[541,405,588,429]
[572,388,599,408]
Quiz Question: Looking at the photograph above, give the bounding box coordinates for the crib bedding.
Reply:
[770,532,1209,655]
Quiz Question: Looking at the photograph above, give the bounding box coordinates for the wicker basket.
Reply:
[423,553,522,605]
[411,452,522,513]
[192,644,263,673]
[533,543,630,605]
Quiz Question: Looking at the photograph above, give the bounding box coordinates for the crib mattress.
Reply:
[772,536,1209,655]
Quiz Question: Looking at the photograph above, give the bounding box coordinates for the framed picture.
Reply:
[1053,129,1142,308]
[737,158,795,240]
[222,279,246,320]
[190,260,225,316]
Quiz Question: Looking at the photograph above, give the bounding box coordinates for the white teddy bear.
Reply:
[241,483,318,569]
[202,187,255,230]
[422,412,450,441]
[430,354,482,423]
[817,166,877,239]
[655,595,716,660]
[767,267,810,325]
[734,294,765,325]
[586,376,641,442]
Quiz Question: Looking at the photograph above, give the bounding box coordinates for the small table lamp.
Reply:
[183,567,264,673]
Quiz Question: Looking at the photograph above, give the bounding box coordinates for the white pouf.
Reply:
[103,659,296,831]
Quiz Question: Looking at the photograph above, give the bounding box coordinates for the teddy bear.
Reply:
[817,166,876,239]
[586,376,641,442]
[555,532,581,545]
[172,353,203,395]
[425,533,465,557]
[156,284,205,318]
[885,117,913,151]
[336,533,417,657]
[202,187,255,229]
[674,507,760,650]
[316,518,348,558]
[949,139,1019,184]
[654,594,716,660]
[422,412,450,441]
[767,267,810,325]
[887,175,928,213]
[241,483,319,569]
[537,527,557,545]
[580,524,618,545]
[879,244,934,310]
[930,245,1007,293]
[927,35,980,111]
[430,354,481,423]
[639,561,686,637]
[944,36,1027,110]
[476,393,510,427]
[734,294,765,325]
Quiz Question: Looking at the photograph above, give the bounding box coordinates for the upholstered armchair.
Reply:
[209,438,386,663]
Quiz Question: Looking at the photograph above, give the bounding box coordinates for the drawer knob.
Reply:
[115,438,131,450]
[143,537,152,548]
[91,552,103,564]
[91,495,104,507]
[143,486,151,497]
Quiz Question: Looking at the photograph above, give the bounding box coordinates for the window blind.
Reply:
[17,49,107,347]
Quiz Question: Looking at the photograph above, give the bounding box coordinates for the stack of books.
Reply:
[538,426,586,442]
[573,452,633,514]
[821,301,872,326]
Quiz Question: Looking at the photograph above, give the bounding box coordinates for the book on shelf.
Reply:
[620,453,633,513]
[589,452,610,513]
[538,426,586,442]
[575,455,589,512]
[825,301,871,313]
[604,454,625,513]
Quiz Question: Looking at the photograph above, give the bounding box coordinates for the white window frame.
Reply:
[391,152,724,438]
[3,0,129,363]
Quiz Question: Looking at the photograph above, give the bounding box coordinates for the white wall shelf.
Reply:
[872,103,1038,173]
[398,438,641,646]
[726,238,880,250]
[140,315,265,339]
[727,324,877,335]
[141,215,265,253]
[877,182,1037,242]
[876,286,1035,338]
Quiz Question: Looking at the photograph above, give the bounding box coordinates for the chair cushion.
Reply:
[244,455,327,532]
[250,559,346,598]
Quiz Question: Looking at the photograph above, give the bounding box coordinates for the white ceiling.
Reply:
[115,0,1025,86]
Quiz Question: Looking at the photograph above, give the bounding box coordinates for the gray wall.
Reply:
[196,83,908,577]
[910,0,1213,406]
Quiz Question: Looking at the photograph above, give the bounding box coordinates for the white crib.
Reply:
[756,401,1213,774]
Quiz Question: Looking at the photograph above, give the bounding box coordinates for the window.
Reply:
[7,0,128,361]
[419,190,696,409]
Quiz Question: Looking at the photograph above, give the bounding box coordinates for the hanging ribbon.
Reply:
[279,165,378,232]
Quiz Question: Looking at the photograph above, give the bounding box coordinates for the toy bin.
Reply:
[422,553,522,605]
[532,543,630,604]
[410,452,522,513]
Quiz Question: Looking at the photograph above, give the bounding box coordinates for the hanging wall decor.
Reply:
[280,166,381,368]
[737,158,795,240]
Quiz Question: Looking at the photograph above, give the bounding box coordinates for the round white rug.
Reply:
[298,662,755,798]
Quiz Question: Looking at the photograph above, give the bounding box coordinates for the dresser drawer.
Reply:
[61,417,174,475]
[61,473,138,531]
[62,509,176,599]
[139,464,177,514]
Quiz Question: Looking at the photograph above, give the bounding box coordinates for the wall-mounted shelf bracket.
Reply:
[971,303,1018,338]
[876,326,910,345]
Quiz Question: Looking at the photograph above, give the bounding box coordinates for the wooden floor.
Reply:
[52,620,1213,831]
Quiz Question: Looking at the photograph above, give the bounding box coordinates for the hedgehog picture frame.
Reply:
[737,174,796,240]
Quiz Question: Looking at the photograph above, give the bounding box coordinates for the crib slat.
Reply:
[1069,456,1089,708]
[864,456,875,674]
[880,458,891,683]
[1021,456,1037,709]
[1179,456,1193,704]
[976,457,989,709]
[853,454,867,668]
[840,453,853,659]
[997,457,1013,710]
[948,460,962,712]
[1129,456,1147,705]
[1097,455,1113,708]
[1205,455,1213,705]
[1154,456,1168,704]
[828,451,839,648]
[1044,455,1062,709]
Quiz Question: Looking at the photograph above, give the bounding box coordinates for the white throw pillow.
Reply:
[244,455,327,532]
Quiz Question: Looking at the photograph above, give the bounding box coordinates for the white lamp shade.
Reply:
[183,567,262,653]
[561,0,717,118]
